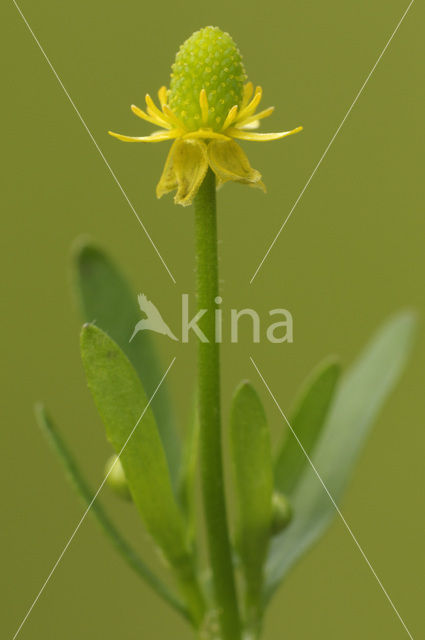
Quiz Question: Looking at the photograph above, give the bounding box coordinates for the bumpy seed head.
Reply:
[169,26,247,132]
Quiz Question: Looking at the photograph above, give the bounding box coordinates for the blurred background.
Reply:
[1,0,424,638]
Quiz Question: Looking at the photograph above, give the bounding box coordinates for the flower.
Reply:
[109,26,302,206]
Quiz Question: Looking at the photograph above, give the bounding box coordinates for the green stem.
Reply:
[35,403,190,622]
[194,168,242,640]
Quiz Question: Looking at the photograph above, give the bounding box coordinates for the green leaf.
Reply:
[35,403,188,619]
[265,311,417,600]
[274,358,341,495]
[230,381,273,628]
[72,238,180,488]
[80,324,205,625]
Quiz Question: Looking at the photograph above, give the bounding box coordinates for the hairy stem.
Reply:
[194,168,242,640]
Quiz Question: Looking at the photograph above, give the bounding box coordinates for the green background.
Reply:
[1,0,423,638]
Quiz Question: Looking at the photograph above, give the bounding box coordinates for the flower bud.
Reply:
[105,454,132,501]
[271,491,293,535]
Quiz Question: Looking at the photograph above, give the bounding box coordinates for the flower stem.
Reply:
[194,168,242,640]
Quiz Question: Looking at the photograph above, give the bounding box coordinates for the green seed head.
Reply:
[169,26,247,132]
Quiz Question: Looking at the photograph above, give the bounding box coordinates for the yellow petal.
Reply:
[182,129,230,141]
[199,89,209,125]
[227,125,303,142]
[207,139,265,191]
[156,140,179,198]
[221,105,239,131]
[108,129,179,143]
[145,94,171,128]
[239,120,260,130]
[237,86,263,121]
[235,106,274,128]
[158,86,168,107]
[156,139,209,206]
[162,104,186,130]
[241,81,254,109]
[131,104,172,129]
[174,139,209,205]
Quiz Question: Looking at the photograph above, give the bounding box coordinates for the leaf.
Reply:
[72,238,180,488]
[265,311,417,600]
[274,358,341,495]
[80,324,204,625]
[34,403,188,619]
[230,381,273,627]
